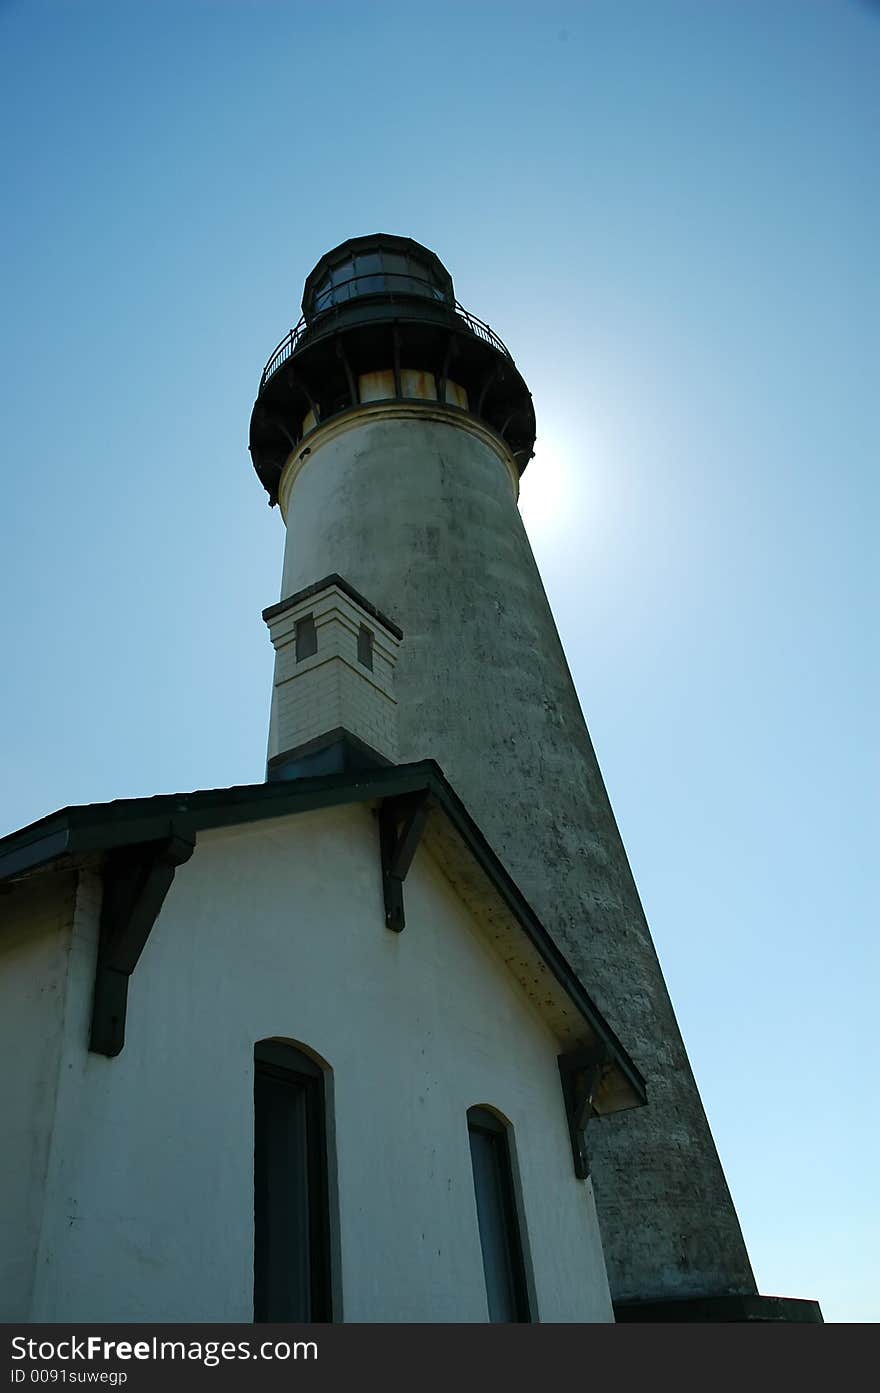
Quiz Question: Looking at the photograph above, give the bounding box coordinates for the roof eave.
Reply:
[0,762,645,1109]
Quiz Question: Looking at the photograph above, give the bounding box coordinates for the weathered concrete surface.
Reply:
[0,870,86,1320]
[275,408,757,1302]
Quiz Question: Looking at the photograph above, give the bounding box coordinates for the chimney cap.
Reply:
[262,572,403,641]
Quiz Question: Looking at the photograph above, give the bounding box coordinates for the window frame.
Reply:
[467,1106,532,1323]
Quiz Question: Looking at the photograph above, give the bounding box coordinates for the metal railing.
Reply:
[454,303,511,360]
[261,318,307,386]
[260,294,512,390]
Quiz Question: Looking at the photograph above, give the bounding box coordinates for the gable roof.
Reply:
[0,760,646,1116]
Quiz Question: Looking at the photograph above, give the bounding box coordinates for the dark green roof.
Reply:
[0,759,646,1113]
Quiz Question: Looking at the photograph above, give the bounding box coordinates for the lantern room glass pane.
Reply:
[355,252,382,276]
[310,245,451,314]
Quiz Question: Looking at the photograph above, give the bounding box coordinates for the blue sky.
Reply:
[1,0,876,1321]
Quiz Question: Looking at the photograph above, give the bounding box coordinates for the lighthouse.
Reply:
[250,234,756,1312]
[0,235,822,1323]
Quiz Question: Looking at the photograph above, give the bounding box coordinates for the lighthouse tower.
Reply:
[249,235,755,1311]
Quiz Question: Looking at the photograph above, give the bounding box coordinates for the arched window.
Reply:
[466,1106,531,1322]
[254,1040,332,1322]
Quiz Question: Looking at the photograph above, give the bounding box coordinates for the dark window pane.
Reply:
[321,260,355,305]
[468,1110,529,1322]
[357,625,374,671]
[398,274,428,297]
[254,1045,332,1323]
[331,259,354,286]
[295,615,317,661]
[355,274,385,295]
[355,252,382,276]
[254,1071,311,1320]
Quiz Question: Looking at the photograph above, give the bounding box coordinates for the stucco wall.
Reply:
[274,410,756,1303]
[18,806,613,1322]
[0,872,81,1319]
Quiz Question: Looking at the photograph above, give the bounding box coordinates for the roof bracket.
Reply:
[90,832,195,1058]
[378,791,430,932]
[558,1046,612,1179]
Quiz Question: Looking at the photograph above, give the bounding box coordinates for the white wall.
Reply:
[10,806,613,1323]
[0,871,81,1319]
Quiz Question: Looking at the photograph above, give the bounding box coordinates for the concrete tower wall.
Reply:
[273,404,756,1303]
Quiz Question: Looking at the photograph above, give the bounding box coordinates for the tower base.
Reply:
[614,1294,823,1323]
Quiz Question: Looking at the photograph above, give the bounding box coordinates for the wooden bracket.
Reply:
[558,1046,611,1179]
[378,791,430,932]
[90,832,195,1058]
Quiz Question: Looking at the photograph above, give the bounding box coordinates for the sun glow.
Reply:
[518,429,598,545]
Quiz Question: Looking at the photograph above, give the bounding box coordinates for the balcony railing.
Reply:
[261,320,306,387]
[259,294,512,390]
